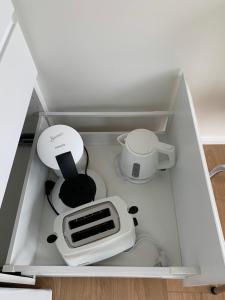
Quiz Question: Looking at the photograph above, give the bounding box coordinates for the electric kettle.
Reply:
[117,129,175,182]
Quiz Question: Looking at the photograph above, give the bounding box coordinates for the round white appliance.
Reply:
[37,124,84,175]
[37,125,102,210]
[51,169,107,214]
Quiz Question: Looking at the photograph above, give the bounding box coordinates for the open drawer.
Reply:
[1,74,225,286]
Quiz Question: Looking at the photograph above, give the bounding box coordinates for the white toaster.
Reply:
[53,196,136,266]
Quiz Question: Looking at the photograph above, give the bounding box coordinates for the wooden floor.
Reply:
[29,146,225,299]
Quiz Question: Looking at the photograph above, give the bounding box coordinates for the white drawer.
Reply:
[2,74,225,286]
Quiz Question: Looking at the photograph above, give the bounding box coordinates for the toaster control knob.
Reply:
[128,206,138,214]
[47,234,57,243]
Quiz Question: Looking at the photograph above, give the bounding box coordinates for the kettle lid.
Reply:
[126,129,158,155]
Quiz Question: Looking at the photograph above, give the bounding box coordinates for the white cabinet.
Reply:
[0,2,37,284]
[0,0,14,52]
[0,2,225,287]
[0,22,37,208]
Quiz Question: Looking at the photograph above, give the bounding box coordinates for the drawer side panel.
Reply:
[168,74,225,285]
[5,117,48,266]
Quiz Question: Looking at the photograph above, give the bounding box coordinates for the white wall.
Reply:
[13,0,225,141]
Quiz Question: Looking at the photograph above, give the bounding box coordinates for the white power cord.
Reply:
[124,233,169,267]
[210,164,225,178]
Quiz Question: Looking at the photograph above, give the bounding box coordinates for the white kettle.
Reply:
[117,129,175,182]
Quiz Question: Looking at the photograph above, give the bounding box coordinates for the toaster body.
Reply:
[53,196,136,266]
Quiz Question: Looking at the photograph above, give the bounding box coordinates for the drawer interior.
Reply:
[5,122,182,268]
[34,132,181,267]
[4,75,225,284]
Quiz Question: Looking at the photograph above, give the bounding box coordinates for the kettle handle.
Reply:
[157,142,175,170]
[117,133,128,146]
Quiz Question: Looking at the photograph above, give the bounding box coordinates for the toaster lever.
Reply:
[133,218,138,227]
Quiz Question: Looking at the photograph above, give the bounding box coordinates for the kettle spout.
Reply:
[117,133,127,146]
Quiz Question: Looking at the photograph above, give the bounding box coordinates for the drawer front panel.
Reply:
[0,23,37,207]
[4,265,199,279]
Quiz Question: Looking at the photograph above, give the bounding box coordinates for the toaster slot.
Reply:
[69,208,111,230]
[63,201,120,248]
[71,220,115,242]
